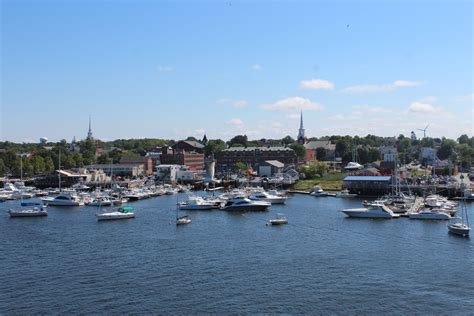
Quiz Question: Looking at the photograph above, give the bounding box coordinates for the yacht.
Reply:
[344,161,363,171]
[179,196,222,210]
[8,206,48,217]
[269,213,288,225]
[96,206,135,221]
[87,197,112,207]
[220,198,270,212]
[310,186,329,197]
[176,215,192,225]
[342,204,399,218]
[42,194,84,206]
[249,191,287,204]
[408,210,452,220]
[448,223,470,237]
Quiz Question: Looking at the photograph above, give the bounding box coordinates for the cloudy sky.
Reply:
[1,0,472,143]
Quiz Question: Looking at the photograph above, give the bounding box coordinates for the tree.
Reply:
[289,143,306,160]
[299,161,328,179]
[44,156,55,173]
[438,141,455,160]
[0,158,6,176]
[97,153,110,164]
[205,139,226,157]
[458,134,469,145]
[281,136,295,145]
[31,156,45,174]
[228,135,248,147]
[316,147,327,160]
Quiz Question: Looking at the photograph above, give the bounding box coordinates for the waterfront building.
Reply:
[173,140,205,154]
[120,156,154,176]
[215,146,297,172]
[343,175,392,195]
[160,146,204,171]
[85,164,145,177]
[304,140,336,161]
[258,160,284,177]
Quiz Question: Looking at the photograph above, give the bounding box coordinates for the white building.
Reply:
[420,147,438,164]
[379,146,397,162]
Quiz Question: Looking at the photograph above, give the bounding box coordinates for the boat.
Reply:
[8,206,48,217]
[342,204,399,218]
[335,189,357,198]
[96,206,135,221]
[42,194,84,206]
[175,195,191,225]
[176,215,192,225]
[269,213,288,225]
[310,186,329,197]
[179,196,222,210]
[408,210,452,220]
[448,175,470,237]
[344,161,363,171]
[249,191,287,204]
[220,197,270,212]
[87,197,112,207]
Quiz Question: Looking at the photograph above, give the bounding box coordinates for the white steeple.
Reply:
[297,110,305,144]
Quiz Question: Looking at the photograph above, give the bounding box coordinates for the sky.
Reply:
[1,0,473,143]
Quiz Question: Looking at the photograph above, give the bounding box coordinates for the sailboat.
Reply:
[176,195,191,225]
[344,142,363,171]
[448,175,470,237]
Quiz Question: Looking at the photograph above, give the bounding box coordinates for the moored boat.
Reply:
[96,206,135,221]
[9,207,48,217]
[220,198,270,212]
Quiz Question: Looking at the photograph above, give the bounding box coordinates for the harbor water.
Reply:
[1,193,473,314]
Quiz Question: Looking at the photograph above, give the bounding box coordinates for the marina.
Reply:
[1,190,473,314]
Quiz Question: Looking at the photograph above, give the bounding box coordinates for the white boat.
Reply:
[249,191,287,204]
[342,204,399,218]
[269,213,288,225]
[96,206,135,221]
[42,194,84,206]
[310,186,329,197]
[179,196,222,210]
[176,215,192,225]
[335,189,357,198]
[448,175,470,237]
[87,197,112,207]
[344,161,363,171]
[220,198,270,212]
[8,207,48,217]
[409,210,452,220]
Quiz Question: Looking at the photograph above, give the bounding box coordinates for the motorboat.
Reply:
[220,198,270,212]
[344,161,363,171]
[335,189,357,198]
[96,206,135,221]
[249,191,287,204]
[176,215,192,225]
[342,204,399,218]
[448,223,470,237]
[87,197,112,207]
[179,196,222,210]
[269,213,288,225]
[8,207,48,217]
[409,210,452,220]
[42,194,84,206]
[310,186,329,197]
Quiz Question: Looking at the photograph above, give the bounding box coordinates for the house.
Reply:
[379,146,397,162]
[173,140,205,154]
[304,140,336,161]
[258,160,284,177]
[120,156,153,176]
[420,147,438,165]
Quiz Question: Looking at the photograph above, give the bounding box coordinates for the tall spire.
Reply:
[297,110,306,144]
[87,116,93,140]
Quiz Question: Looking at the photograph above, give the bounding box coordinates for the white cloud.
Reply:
[393,80,422,87]
[342,80,422,93]
[261,97,324,111]
[216,99,248,108]
[158,66,174,72]
[227,118,244,126]
[409,102,436,113]
[299,79,335,90]
[252,64,262,71]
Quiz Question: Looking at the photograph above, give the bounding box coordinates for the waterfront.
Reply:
[1,193,473,314]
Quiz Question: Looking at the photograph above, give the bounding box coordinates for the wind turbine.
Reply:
[417,124,430,138]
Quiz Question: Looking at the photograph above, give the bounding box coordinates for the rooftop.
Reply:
[344,176,392,182]
[223,146,294,152]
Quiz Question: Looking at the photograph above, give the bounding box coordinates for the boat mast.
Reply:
[58,149,61,192]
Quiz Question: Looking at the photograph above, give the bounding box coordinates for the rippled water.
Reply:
[1,193,473,314]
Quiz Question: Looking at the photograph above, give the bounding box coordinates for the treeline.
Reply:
[1,134,473,177]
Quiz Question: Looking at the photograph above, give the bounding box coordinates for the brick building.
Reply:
[119,156,154,176]
[160,146,204,171]
[215,146,297,172]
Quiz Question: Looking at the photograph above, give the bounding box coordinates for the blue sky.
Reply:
[1,0,472,143]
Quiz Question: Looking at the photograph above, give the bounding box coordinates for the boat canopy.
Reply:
[119,206,134,212]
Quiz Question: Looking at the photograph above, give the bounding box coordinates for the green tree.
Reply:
[289,143,306,160]
[228,135,248,147]
[458,134,469,144]
[32,156,45,174]
[0,158,6,176]
[281,136,295,145]
[205,139,226,157]
[97,153,110,164]
[44,156,55,173]
[316,147,327,160]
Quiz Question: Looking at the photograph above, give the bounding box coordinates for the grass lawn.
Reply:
[293,173,347,191]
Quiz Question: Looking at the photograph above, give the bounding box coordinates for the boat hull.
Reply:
[342,210,394,218]
[96,213,135,221]
[221,204,270,212]
[9,210,48,217]
[448,224,470,237]
[409,213,451,220]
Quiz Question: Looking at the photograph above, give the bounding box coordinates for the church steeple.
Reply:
[297,110,306,144]
[87,116,93,140]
